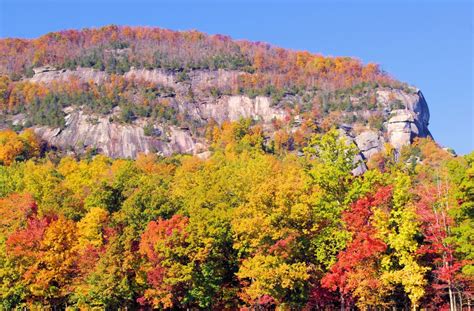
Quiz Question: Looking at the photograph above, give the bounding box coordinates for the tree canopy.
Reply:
[0,126,472,310]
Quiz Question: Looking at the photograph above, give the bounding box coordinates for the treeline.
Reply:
[0,123,472,310]
[0,25,403,91]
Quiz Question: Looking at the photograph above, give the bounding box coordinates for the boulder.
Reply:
[387,110,420,149]
[377,89,431,149]
[355,130,384,159]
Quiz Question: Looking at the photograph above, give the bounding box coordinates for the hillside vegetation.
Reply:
[1,25,395,89]
[0,124,472,310]
[0,26,422,161]
[0,26,471,310]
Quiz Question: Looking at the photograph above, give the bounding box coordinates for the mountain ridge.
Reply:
[2,26,472,311]
[0,25,433,166]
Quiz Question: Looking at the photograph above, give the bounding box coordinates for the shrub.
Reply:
[120,105,136,123]
[143,123,155,136]
[390,99,405,110]
[176,71,189,83]
[368,114,384,131]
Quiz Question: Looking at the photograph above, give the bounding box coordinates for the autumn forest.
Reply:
[0,26,472,310]
[0,125,471,310]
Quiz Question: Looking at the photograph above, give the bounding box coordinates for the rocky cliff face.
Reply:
[30,66,109,84]
[33,108,202,158]
[29,94,286,158]
[381,89,431,149]
[10,67,432,160]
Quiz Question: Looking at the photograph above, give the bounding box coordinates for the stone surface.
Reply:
[387,108,430,149]
[337,128,368,176]
[29,67,108,84]
[32,66,57,75]
[377,89,431,148]
[31,93,287,158]
[199,95,285,123]
[124,68,177,88]
[33,109,200,158]
[355,130,384,159]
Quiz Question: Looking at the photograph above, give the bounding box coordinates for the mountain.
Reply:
[0,25,432,165]
[2,26,473,311]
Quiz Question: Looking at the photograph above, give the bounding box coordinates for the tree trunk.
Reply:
[458,291,463,311]
[448,284,454,311]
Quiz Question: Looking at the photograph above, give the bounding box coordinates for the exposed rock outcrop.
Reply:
[22,67,432,161]
[337,127,368,176]
[387,111,418,149]
[30,94,288,158]
[355,130,384,159]
[124,68,176,88]
[29,67,109,84]
[199,95,285,123]
[32,66,57,75]
[377,89,431,148]
[33,108,202,158]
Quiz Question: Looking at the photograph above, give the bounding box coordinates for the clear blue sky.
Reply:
[1,0,472,154]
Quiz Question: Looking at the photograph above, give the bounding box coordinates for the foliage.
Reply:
[0,125,471,309]
[0,26,397,92]
[0,129,40,165]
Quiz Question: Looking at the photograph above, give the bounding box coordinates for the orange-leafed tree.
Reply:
[6,216,78,307]
[0,193,37,236]
[0,129,41,166]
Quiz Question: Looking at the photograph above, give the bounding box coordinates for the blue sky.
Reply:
[1,0,472,154]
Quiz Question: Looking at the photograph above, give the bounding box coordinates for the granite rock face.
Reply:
[377,89,431,148]
[22,67,432,160]
[199,95,286,123]
[31,95,286,158]
[29,67,109,84]
[387,111,418,149]
[124,68,177,88]
[33,108,202,158]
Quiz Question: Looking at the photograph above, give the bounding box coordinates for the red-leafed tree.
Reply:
[138,214,191,309]
[415,183,470,310]
[6,217,50,262]
[321,186,392,309]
